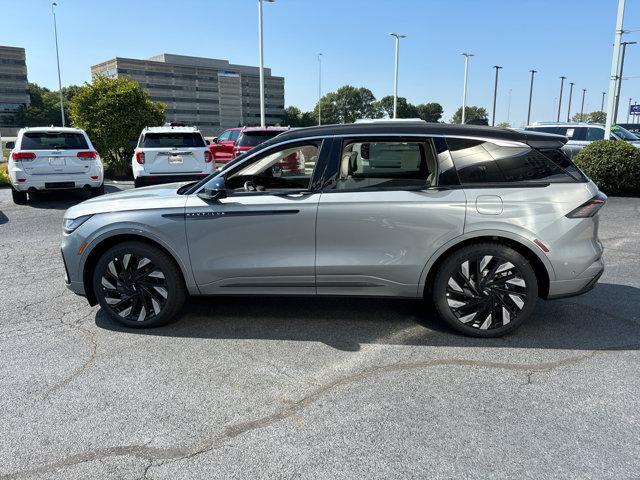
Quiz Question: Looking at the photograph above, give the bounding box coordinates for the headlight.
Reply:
[62,215,92,234]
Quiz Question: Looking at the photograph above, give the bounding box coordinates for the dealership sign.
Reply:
[631,104,640,116]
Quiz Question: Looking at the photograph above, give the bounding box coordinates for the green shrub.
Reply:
[574,139,640,195]
[0,163,9,185]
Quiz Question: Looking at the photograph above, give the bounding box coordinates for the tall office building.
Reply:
[0,45,30,137]
[91,53,285,136]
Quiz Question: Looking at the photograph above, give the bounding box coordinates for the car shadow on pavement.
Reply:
[0,211,8,225]
[22,184,123,210]
[95,282,640,352]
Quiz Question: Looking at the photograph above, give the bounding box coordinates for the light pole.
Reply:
[527,69,537,125]
[614,41,636,122]
[491,65,502,126]
[461,52,474,124]
[601,91,606,112]
[258,0,274,128]
[627,97,633,122]
[605,0,626,138]
[557,76,566,122]
[506,88,512,125]
[566,82,574,122]
[390,33,406,119]
[52,2,65,127]
[317,53,322,125]
[580,89,586,119]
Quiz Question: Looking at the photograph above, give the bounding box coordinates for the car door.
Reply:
[315,136,467,298]
[185,137,329,295]
[211,130,237,162]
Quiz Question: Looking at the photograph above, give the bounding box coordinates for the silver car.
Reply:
[61,122,606,337]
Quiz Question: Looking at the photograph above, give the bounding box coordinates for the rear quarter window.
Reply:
[21,132,89,150]
[446,138,505,184]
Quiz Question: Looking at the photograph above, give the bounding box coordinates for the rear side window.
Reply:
[447,138,582,185]
[141,132,205,148]
[21,132,88,150]
[237,132,281,147]
[586,128,605,141]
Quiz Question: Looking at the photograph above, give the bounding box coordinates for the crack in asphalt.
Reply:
[4,345,633,479]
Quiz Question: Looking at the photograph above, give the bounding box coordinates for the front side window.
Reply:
[334,140,436,190]
[21,132,89,150]
[226,141,321,192]
[142,132,205,148]
[217,131,231,142]
[228,129,241,142]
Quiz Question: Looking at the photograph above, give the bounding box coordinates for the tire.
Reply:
[11,186,27,205]
[134,178,144,188]
[90,183,105,197]
[432,243,538,337]
[92,241,186,328]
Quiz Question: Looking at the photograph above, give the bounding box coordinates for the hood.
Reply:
[64,182,189,219]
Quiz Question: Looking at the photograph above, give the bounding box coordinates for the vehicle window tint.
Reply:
[486,144,577,182]
[227,142,320,192]
[526,126,563,135]
[217,131,230,142]
[335,140,436,190]
[567,127,587,141]
[21,132,89,150]
[237,132,281,147]
[142,133,205,148]
[228,130,240,142]
[446,138,505,184]
[538,148,585,181]
[586,128,605,141]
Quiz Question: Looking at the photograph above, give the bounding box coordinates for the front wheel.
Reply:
[92,241,186,328]
[432,243,538,337]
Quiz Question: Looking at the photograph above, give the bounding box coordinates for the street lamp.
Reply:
[527,69,537,125]
[491,65,502,126]
[51,2,65,127]
[258,0,274,128]
[627,97,633,123]
[601,91,606,112]
[317,53,322,125]
[580,89,587,119]
[390,33,406,119]
[557,76,567,122]
[566,82,575,122]
[460,52,474,124]
[614,41,636,122]
[605,0,626,139]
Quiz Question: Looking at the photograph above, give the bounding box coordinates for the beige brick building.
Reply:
[0,45,30,137]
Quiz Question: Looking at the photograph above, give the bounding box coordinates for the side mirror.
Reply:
[196,177,227,201]
[212,137,219,143]
[5,141,15,150]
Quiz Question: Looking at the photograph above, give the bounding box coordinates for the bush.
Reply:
[0,163,9,185]
[573,140,640,195]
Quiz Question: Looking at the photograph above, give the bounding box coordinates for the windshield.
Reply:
[237,132,282,147]
[141,132,205,148]
[612,125,639,141]
[21,132,89,150]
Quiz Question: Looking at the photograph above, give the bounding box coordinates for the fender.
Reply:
[416,228,556,297]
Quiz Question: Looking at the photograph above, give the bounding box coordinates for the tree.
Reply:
[69,76,165,175]
[497,121,511,128]
[589,111,606,123]
[14,83,80,127]
[282,106,316,127]
[312,85,383,124]
[416,102,443,123]
[376,96,418,118]
[451,106,489,124]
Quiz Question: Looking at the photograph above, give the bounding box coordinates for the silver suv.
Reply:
[61,122,606,337]
[525,122,640,158]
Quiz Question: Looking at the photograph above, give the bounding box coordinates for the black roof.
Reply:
[274,121,567,148]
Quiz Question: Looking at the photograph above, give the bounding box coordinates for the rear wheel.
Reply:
[90,183,105,197]
[432,243,538,337]
[134,178,144,188]
[11,187,27,205]
[92,241,186,328]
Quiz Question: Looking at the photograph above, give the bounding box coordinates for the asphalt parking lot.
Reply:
[0,183,639,479]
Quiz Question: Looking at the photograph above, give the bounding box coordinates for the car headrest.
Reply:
[340,151,359,179]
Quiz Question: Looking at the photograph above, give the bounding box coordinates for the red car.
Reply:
[208,127,242,163]
[231,127,289,159]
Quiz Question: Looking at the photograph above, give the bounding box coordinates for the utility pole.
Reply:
[557,76,567,122]
[258,0,274,128]
[627,97,633,123]
[601,91,606,112]
[52,2,65,127]
[605,0,626,138]
[461,52,474,124]
[491,65,502,126]
[317,53,322,125]
[614,41,636,122]
[527,69,537,125]
[580,89,587,119]
[566,82,575,122]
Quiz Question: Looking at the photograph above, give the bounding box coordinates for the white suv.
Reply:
[132,125,213,188]
[8,127,104,204]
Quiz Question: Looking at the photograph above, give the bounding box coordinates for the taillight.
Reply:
[135,151,145,164]
[566,192,607,218]
[12,152,36,161]
[77,151,97,159]
[204,150,212,163]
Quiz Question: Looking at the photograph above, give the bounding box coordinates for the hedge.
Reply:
[573,139,640,195]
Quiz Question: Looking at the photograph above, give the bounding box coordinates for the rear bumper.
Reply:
[546,258,604,299]
[134,173,209,186]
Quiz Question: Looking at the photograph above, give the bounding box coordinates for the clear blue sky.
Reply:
[1,0,638,126]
